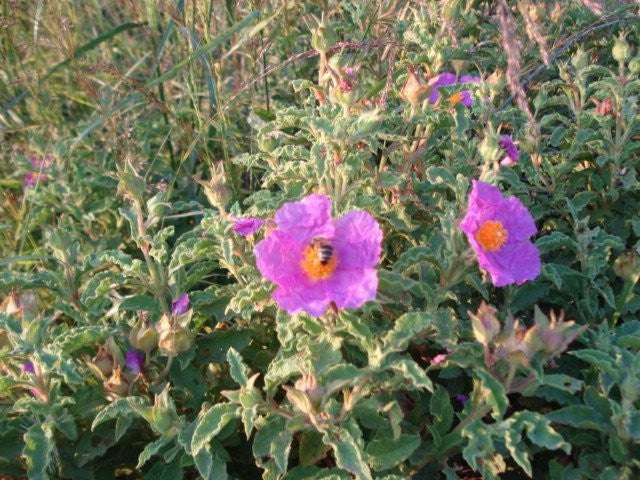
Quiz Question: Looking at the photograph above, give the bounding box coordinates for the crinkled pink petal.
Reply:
[232,217,264,236]
[498,135,519,165]
[480,241,541,287]
[460,74,481,83]
[333,210,382,270]
[500,197,537,241]
[326,267,378,310]
[459,90,473,107]
[274,194,334,245]
[435,72,457,86]
[254,231,304,285]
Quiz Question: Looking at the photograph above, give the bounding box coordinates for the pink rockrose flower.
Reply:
[498,135,520,166]
[460,181,541,287]
[171,293,190,316]
[232,217,264,237]
[254,194,382,317]
[449,90,473,108]
[429,72,480,104]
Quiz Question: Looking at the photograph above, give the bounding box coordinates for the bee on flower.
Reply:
[254,194,382,317]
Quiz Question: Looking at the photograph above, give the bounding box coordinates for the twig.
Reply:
[499,14,639,111]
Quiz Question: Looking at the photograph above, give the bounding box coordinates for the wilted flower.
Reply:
[125,350,145,375]
[460,181,541,287]
[104,366,129,397]
[171,293,190,316]
[129,318,158,353]
[232,217,264,237]
[254,194,382,317]
[469,301,500,345]
[498,135,520,166]
[92,347,114,377]
[156,314,193,356]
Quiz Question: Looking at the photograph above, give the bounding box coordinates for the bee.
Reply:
[310,237,334,265]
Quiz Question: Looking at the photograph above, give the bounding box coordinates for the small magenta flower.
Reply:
[30,154,52,169]
[125,350,145,375]
[232,217,264,237]
[430,354,448,366]
[428,72,457,103]
[429,72,480,104]
[23,172,47,187]
[455,393,469,405]
[171,293,190,316]
[460,181,541,287]
[254,194,382,317]
[498,135,520,166]
[22,361,36,375]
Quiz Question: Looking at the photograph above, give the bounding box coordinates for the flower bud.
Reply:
[614,251,640,282]
[486,70,505,96]
[158,324,193,356]
[468,302,500,345]
[629,56,640,74]
[104,367,129,397]
[311,18,336,55]
[399,70,432,108]
[129,318,158,353]
[571,47,589,71]
[479,134,501,164]
[612,36,631,64]
[294,373,326,408]
[150,385,178,434]
[93,347,114,377]
[171,293,190,317]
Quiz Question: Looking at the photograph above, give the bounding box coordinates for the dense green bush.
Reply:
[1,1,639,479]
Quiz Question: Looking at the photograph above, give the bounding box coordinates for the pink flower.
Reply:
[30,154,52,169]
[232,217,264,237]
[254,195,382,317]
[429,72,480,104]
[22,361,36,374]
[430,354,448,366]
[449,90,473,108]
[23,172,47,187]
[125,350,145,374]
[171,293,190,316]
[498,135,520,166]
[460,181,541,287]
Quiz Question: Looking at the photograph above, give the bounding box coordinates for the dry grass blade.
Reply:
[496,0,533,120]
[518,1,550,65]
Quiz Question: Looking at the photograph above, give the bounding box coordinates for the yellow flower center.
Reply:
[476,220,508,252]
[300,245,338,282]
[448,91,464,105]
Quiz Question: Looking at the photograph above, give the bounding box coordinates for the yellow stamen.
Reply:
[448,91,464,106]
[476,220,508,252]
[300,245,338,281]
